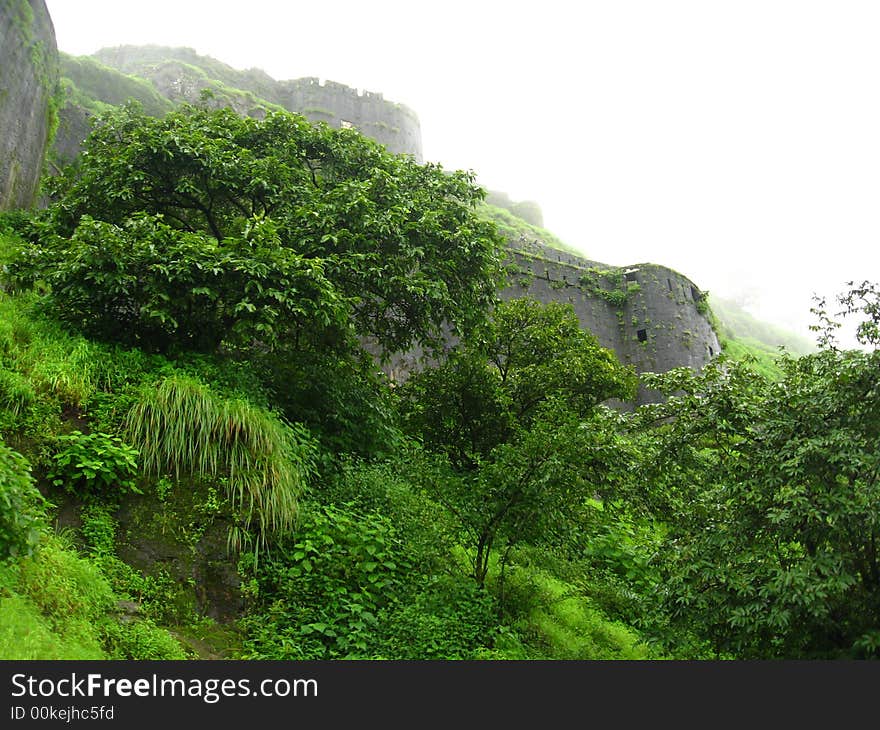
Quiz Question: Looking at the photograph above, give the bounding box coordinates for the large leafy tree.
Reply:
[400,298,638,586]
[632,282,880,658]
[403,297,637,469]
[33,102,504,356]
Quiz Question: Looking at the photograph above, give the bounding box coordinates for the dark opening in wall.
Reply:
[637,329,648,342]
[667,278,673,291]
[625,270,639,282]
[691,286,700,302]
[709,345,714,356]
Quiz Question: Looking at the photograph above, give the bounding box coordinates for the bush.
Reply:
[124,373,316,555]
[373,575,499,659]
[11,214,344,354]
[0,441,46,561]
[240,504,409,659]
[48,430,140,498]
[102,619,188,660]
[0,366,36,416]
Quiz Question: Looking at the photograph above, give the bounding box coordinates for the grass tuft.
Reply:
[124,373,316,556]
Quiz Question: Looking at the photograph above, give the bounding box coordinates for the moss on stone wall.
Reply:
[0,0,58,209]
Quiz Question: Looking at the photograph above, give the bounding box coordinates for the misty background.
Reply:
[45,0,880,349]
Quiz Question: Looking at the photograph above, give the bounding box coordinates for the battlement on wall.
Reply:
[294,77,387,103]
[281,76,423,160]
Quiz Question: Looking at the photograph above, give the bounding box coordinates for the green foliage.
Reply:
[240,503,410,659]
[717,335,785,380]
[79,503,118,557]
[260,348,402,459]
[0,441,46,561]
[124,373,317,555]
[831,280,880,348]
[48,430,140,498]
[322,456,461,576]
[402,298,637,470]
[577,267,639,308]
[11,214,346,354]
[0,365,36,415]
[37,103,503,356]
[0,533,187,660]
[372,575,499,659]
[400,298,637,586]
[0,535,114,659]
[500,564,655,659]
[633,316,880,657]
[101,618,189,660]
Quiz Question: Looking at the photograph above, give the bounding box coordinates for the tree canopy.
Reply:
[628,283,880,657]
[26,102,504,356]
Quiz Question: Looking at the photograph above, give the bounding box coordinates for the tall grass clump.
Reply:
[124,373,316,555]
[0,291,101,406]
[0,366,36,415]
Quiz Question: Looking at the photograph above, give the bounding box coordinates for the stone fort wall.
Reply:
[504,242,719,405]
[88,46,424,162]
[383,240,720,407]
[281,77,422,161]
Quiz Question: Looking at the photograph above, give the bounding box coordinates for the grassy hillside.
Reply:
[60,53,174,118]
[92,45,286,107]
[477,202,584,256]
[711,295,815,356]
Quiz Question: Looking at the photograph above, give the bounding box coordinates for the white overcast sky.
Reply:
[44,0,880,348]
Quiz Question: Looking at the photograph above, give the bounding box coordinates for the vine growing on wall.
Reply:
[578,268,640,308]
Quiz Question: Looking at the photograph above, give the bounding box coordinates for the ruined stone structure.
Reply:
[89,45,423,161]
[385,238,719,406]
[281,77,422,161]
[505,241,719,405]
[0,0,57,209]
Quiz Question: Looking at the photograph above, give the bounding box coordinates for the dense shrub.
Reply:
[0,441,46,561]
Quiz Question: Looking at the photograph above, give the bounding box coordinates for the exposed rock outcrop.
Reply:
[0,0,58,209]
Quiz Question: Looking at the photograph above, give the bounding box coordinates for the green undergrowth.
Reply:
[498,565,657,659]
[0,533,187,660]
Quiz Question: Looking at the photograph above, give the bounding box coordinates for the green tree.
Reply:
[11,214,346,354]
[403,297,637,469]
[633,282,880,657]
[36,103,504,356]
[400,298,637,586]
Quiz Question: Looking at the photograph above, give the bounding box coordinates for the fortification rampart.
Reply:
[381,239,720,407]
[86,47,424,161]
[280,77,422,161]
[0,0,57,209]
[504,241,720,405]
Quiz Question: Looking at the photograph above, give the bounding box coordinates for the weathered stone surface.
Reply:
[0,0,58,209]
[90,45,423,160]
[502,242,719,406]
[381,239,720,407]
